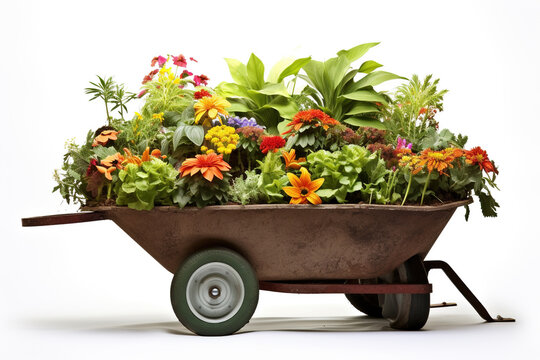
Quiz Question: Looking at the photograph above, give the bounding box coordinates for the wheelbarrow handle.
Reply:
[21,212,107,227]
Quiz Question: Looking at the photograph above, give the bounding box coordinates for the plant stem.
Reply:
[105,101,111,126]
[420,171,431,205]
[107,182,112,199]
[401,173,413,206]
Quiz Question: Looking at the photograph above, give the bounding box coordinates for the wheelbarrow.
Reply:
[21,199,514,336]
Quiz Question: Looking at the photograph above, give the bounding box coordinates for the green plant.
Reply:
[111,84,136,120]
[299,43,403,129]
[228,170,264,205]
[216,54,310,134]
[115,159,178,210]
[383,75,448,148]
[173,174,231,208]
[256,152,288,203]
[419,128,468,151]
[85,76,116,125]
[307,145,390,203]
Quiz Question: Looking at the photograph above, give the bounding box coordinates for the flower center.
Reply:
[476,154,484,162]
[428,152,445,160]
[300,187,309,196]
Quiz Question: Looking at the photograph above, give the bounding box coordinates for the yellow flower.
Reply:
[194,95,231,125]
[134,112,143,121]
[159,67,171,75]
[173,78,180,85]
[152,112,164,123]
[282,167,324,205]
[201,146,208,152]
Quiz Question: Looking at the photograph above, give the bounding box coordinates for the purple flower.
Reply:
[396,136,412,150]
[227,116,264,129]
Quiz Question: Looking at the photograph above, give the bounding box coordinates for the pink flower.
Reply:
[172,54,187,67]
[137,89,148,98]
[150,56,167,67]
[180,70,193,79]
[141,69,159,84]
[190,57,198,62]
[193,74,209,86]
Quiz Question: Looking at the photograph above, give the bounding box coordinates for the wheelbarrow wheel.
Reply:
[381,255,430,330]
[345,279,383,318]
[170,248,259,336]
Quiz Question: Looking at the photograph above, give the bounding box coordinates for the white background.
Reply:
[1,0,539,358]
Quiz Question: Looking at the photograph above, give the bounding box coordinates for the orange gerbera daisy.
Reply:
[417,148,461,176]
[282,167,324,205]
[194,95,230,125]
[179,153,231,182]
[101,153,125,170]
[282,109,339,135]
[282,149,306,170]
[465,146,498,174]
[96,165,116,180]
[92,130,119,147]
[398,153,423,175]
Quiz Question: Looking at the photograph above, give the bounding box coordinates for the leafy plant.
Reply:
[256,152,288,203]
[419,128,468,151]
[85,76,116,125]
[307,145,390,203]
[228,170,264,205]
[111,84,136,120]
[216,54,310,134]
[115,159,178,210]
[383,75,448,148]
[299,43,403,129]
[173,174,231,208]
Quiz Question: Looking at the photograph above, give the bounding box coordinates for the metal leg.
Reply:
[424,260,515,322]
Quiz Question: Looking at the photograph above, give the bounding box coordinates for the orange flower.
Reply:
[282,149,306,170]
[179,153,231,182]
[282,109,339,135]
[282,167,324,205]
[398,153,423,175]
[96,165,116,180]
[141,147,166,162]
[417,148,461,176]
[122,147,166,166]
[465,146,498,174]
[122,148,142,166]
[92,130,119,147]
[101,153,125,170]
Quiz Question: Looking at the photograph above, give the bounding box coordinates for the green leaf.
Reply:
[337,42,379,63]
[93,146,118,159]
[227,98,255,113]
[246,53,265,89]
[224,58,250,87]
[67,169,81,180]
[181,106,195,123]
[341,90,387,104]
[185,125,204,146]
[252,82,290,97]
[358,60,383,73]
[216,82,250,98]
[477,191,499,217]
[268,57,295,83]
[317,189,337,198]
[277,119,290,135]
[262,96,298,119]
[354,71,406,90]
[344,117,386,130]
[277,57,311,83]
[344,102,379,116]
[173,126,186,150]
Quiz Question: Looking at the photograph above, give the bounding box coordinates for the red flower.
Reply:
[172,54,187,67]
[86,159,98,176]
[260,136,286,154]
[193,74,209,86]
[189,57,198,62]
[465,146,498,174]
[180,70,193,79]
[137,89,148,98]
[151,55,167,67]
[141,69,159,84]
[194,89,212,99]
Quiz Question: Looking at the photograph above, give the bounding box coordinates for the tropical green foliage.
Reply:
[228,170,264,205]
[299,43,404,129]
[216,54,310,133]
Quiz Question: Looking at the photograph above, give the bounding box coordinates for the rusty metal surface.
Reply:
[424,260,515,322]
[259,281,432,294]
[75,200,470,281]
[21,212,106,227]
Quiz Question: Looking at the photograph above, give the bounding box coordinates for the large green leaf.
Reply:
[324,55,351,91]
[216,82,250,98]
[341,90,387,104]
[277,57,311,83]
[344,117,387,130]
[337,42,379,63]
[268,57,295,83]
[262,96,298,119]
[344,102,379,115]
[246,53,265,89]
[227,98,254,113]
[251,82,290,97]
[358,60,383,74]
[173,126,186,150]
[184,125,204,146]
[302,60,327,99]
[224,58,250,87]
[354,71,406,89]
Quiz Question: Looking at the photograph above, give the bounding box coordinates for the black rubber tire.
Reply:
[170,248,259,336]
[381,255,430,330]
[345,279,383,318]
